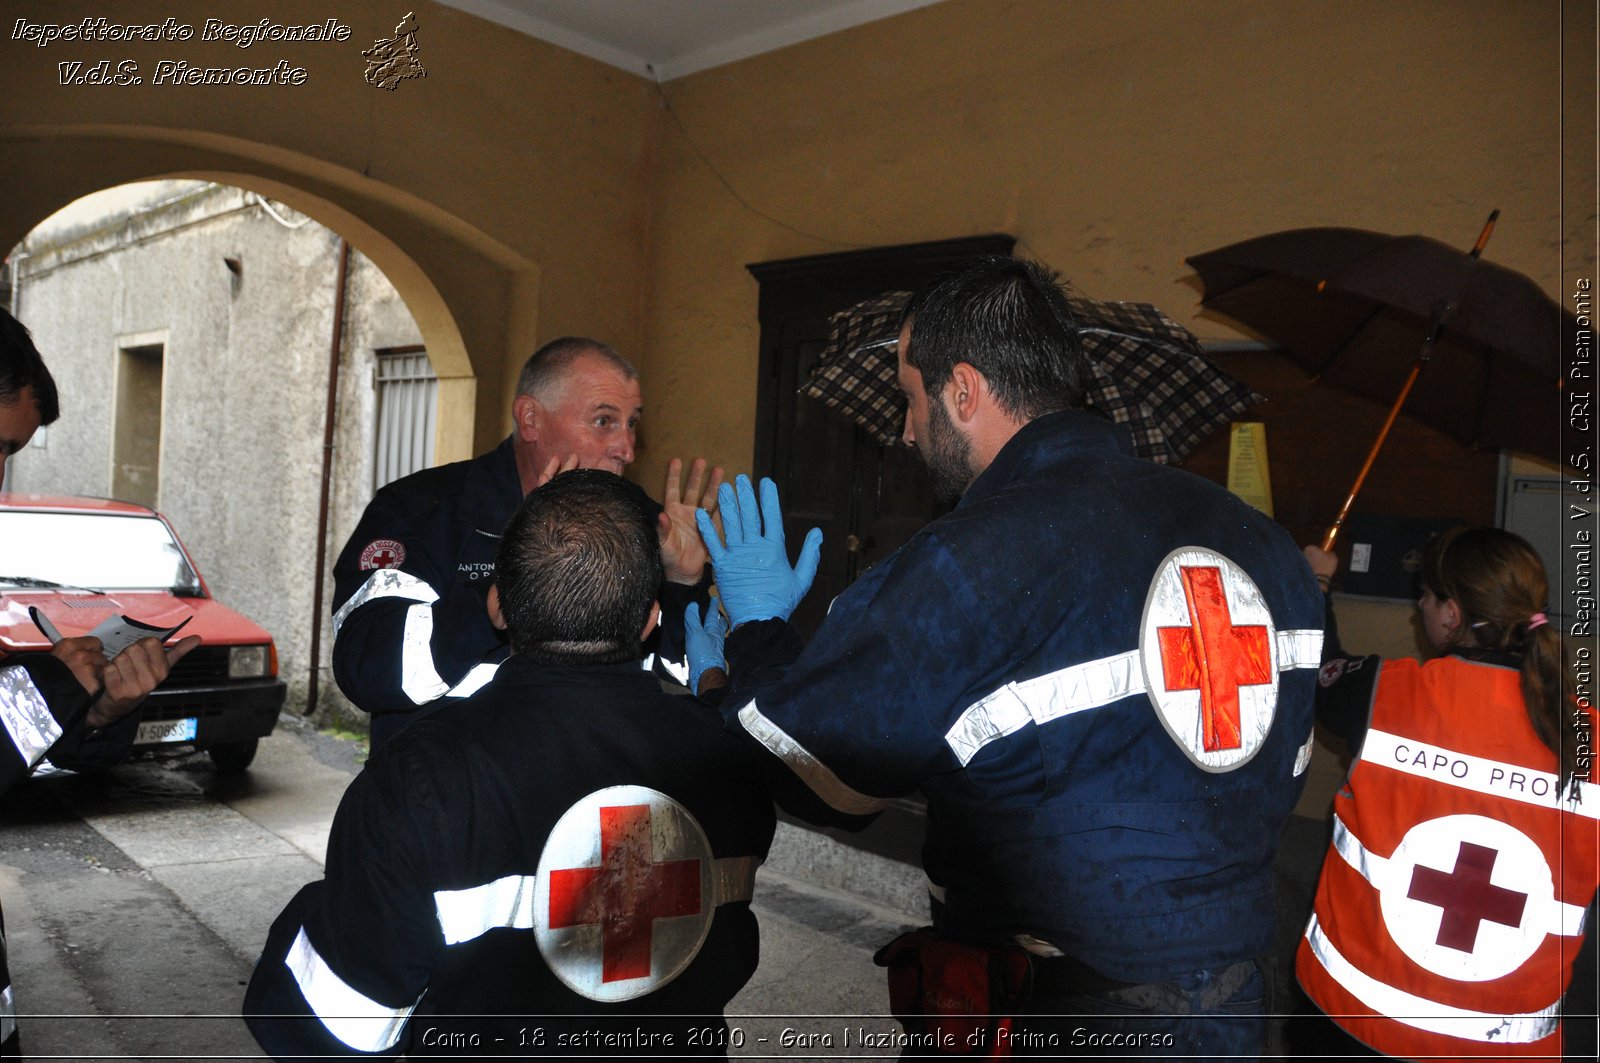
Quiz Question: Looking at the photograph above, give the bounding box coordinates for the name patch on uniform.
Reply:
[533,785,714,1002]
[358,539,406,571]
[1139,546,1279,773]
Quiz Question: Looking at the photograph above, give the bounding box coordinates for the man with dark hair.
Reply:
[696,256,1325,1055]
[331,335,719,751]
[493,471,662,662]
[0,308,61,450]
[1,307,198,1053]
[246,470,774,1059]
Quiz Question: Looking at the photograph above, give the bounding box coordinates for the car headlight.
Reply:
[228,644,270,679]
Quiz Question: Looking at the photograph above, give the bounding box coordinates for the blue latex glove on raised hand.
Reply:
[684,600,728,694]
[694,475,823,628]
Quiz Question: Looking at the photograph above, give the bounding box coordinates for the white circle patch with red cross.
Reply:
[532,785,714,1002]
[358,539,406,571]
[1377,814,1552,982]
[1139,546,1279,773]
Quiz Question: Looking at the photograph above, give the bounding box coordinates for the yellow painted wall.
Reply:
[637,0,1576,491]
[1,0,1587,754]
[1,0,1584,500]
[0,0,660,459]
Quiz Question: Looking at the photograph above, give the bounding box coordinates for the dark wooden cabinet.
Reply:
[745,236,1016,878]
[747,234,1015,636]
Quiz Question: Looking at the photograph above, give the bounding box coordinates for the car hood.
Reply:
[0,590,273,651]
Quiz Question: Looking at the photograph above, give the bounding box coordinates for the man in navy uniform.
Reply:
[247,470,774,1058]
[331,336,718,751]
[695,257,1324,1055]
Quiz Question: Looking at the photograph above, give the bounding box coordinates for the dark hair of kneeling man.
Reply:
[493,468,663,664]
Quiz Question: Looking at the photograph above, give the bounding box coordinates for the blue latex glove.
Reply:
[684,600,728,694]
[694,475,823,628]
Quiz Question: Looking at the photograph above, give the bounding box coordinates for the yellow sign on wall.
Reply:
[1228,422,1274,517]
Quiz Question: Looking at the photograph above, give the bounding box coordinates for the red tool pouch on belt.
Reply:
[873,929,1033,1057]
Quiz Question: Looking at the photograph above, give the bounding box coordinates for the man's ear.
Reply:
[640,600,661,643]
[947,362,986,424]
[512,393,541,444]
[487,584,506,631]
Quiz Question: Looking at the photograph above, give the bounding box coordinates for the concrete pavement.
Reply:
[1,717,921,1060]
[14,715,1591,1060]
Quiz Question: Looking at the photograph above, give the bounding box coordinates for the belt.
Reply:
[1027,951,1140,995]
[1030,954,1260,1008]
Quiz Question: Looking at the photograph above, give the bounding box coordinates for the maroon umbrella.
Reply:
[802,291,1260,466]
[1187,212,1573,547]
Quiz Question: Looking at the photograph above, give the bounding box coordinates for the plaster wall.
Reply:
[0,0,660,459]
[636,0,1575,490]
[9,184,423,713]
[0,0,1588,731]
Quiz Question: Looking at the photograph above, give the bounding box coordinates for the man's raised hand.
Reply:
[694,475,821,627]
[660,456,724,585]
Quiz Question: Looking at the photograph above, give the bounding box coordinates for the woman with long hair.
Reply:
[1293,526,1596,1058]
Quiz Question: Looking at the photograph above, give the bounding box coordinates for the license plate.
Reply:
[136,717,198,745]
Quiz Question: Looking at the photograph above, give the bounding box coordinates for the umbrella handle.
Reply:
[1320,351,1432,553]
[1321,501,1362,552]
[1469,209,1500,260]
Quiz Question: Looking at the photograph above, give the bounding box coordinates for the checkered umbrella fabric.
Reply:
[801,291,1261,464]
[800,292,909,449]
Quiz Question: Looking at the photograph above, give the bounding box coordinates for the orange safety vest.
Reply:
[1296,654,1599,1060]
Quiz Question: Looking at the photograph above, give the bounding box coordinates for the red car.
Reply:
[0,493,285,772]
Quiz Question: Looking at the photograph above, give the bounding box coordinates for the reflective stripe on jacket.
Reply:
[1297,655,1600,1058]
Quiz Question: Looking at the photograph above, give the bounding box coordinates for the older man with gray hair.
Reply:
[331,336,718,751]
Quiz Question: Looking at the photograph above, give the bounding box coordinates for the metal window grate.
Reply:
[374,349,437,490]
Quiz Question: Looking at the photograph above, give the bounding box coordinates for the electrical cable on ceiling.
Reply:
[648,66,873,251]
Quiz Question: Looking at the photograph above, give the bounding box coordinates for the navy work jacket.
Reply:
[330,438,700,751]
[726,409,1324,983]
[246,657,775,1058]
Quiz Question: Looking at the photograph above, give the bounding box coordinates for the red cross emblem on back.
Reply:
[548,804,703,983]
[1407,841,1528,953]
[533,785,716,1002]
[1377,814,1552,981]
[1157,565,1273,752]
[1139,548,1285,772]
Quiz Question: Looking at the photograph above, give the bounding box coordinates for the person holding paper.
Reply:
[1,306,199,1054]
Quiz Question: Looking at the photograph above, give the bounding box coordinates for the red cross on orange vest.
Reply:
[1157,565,1272,752]
[1408,841,1528,953]
[547,804,703,983]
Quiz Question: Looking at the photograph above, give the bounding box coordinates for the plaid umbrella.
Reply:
[802,291,1261,464]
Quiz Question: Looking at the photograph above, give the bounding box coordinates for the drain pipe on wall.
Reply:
[305,237,351,718]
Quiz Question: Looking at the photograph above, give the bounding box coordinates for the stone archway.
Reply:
[1,128,544,462]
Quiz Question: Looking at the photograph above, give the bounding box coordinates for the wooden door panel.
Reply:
[748,235,1016,637]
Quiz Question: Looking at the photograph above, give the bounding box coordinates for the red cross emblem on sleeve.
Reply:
[358,538,406,570]
[1140,548,1280,772]
[534,785,715,1002]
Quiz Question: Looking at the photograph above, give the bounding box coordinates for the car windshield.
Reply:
[0,511,203,594]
